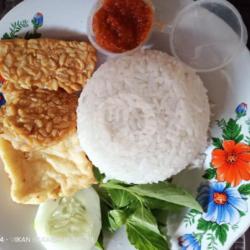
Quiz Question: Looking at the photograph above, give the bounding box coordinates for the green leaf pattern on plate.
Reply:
[1,12,43,40]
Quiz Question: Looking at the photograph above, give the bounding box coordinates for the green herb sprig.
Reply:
[94,167,202,250]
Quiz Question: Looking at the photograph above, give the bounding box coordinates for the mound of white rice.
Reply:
[77,50,210,184]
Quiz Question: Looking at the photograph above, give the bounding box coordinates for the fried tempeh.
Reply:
[0,38,96,93]
[1,82,77,151]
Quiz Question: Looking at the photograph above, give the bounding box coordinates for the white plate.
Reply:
[0,0,250,250]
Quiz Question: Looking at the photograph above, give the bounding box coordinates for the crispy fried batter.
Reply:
[0,135,95,204]
[1,83,77,151]
[0,39,96,93]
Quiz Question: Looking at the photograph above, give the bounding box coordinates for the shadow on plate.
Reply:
[20,28,88,41]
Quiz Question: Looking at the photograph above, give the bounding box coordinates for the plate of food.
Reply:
[0,0,250,250]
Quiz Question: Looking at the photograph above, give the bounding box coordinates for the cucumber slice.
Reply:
[34,188,101,250]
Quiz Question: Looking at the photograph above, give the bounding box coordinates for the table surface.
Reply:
[0,0,249,250]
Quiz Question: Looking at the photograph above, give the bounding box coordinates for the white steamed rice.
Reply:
[77,50,210,184]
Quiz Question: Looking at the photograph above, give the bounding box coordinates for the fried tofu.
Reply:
[0,135,95,204]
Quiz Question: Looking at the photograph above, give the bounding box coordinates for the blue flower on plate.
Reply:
[197,182,247,225]
[178,234,201,250]
[32,12,44,28]
[235,102,247,118]
[0,93,6,107]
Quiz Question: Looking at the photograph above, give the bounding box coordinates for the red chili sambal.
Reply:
[92,0,154,53]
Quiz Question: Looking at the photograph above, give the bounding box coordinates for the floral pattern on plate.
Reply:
[1,12,43,40]
[180,103,250,250]
[179,234,201,250]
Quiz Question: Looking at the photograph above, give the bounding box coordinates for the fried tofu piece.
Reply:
[1,83,77,151]
[0,39,96,93]
[0,135,95,204]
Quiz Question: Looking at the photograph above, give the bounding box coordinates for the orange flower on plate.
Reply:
[212,140,250,186]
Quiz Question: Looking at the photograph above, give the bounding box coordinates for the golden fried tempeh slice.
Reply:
[0,38,96,93]
[1,83,77,151]
[0,135,95,204]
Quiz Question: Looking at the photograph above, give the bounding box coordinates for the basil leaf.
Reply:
[100,201,111,231]
[126,206,169,250]
[108,189,136,208]
[101,180,130,189]
[95,185,113,208]
[108,210,128,232]
[152,209,168,236]
[95,241,104,250]
[101,182,140,208]
[93,166,105,183]
[144,197,183,212]
[129,182,202,212]
[95,232,104,250]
